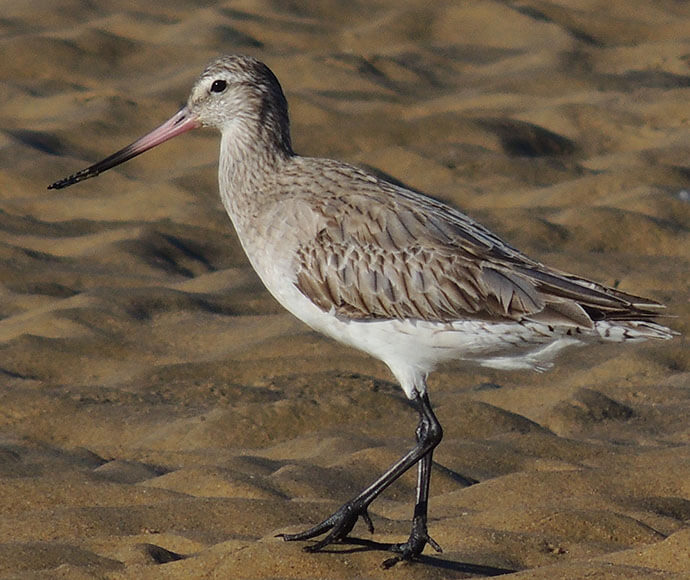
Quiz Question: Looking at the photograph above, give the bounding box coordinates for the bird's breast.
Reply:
[227,194,323,300]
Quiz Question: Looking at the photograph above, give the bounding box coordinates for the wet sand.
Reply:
[1,1,689,578]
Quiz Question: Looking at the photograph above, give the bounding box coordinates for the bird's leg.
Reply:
[279,391,443,557]
[383,395,444,566]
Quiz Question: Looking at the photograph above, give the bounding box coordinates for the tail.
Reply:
[594,320,678,342]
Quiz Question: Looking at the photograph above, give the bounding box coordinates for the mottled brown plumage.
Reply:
[288,158,664,329]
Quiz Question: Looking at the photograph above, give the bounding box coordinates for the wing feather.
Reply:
[292,167,664,326]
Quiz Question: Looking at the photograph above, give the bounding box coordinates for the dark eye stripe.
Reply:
[211,79,227,93]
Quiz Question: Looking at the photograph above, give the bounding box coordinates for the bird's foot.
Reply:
[381,517,442,568]
[277,500,374,551]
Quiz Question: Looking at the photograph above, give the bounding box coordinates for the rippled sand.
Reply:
[1,1,688,578]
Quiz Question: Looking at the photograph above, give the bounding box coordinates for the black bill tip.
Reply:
[48,167,101,190]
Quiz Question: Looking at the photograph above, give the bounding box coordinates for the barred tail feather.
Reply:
[594,320,677,342]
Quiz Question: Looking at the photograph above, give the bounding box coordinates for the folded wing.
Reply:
[294,177,665,328]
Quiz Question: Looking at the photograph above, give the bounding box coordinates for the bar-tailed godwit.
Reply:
[49,55,675,565]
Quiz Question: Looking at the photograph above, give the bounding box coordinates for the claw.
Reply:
[381,555,403,569]
[279,500,370,550]
[361,508,375,534]
[381,520,442,567]
[427,534,443,553]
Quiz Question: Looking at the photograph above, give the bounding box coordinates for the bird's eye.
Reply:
[210,79,227,93]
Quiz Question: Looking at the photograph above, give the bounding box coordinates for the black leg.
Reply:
[383,398,443,566]
[279,391,443,560]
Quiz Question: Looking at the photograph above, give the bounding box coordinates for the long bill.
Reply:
[48,106,200,190]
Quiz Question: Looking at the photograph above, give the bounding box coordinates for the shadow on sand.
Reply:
[303,536,516,576]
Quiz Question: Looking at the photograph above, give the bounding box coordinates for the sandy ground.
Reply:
[1,1,689,578]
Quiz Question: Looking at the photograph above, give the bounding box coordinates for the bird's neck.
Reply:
[217,123,292,227]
